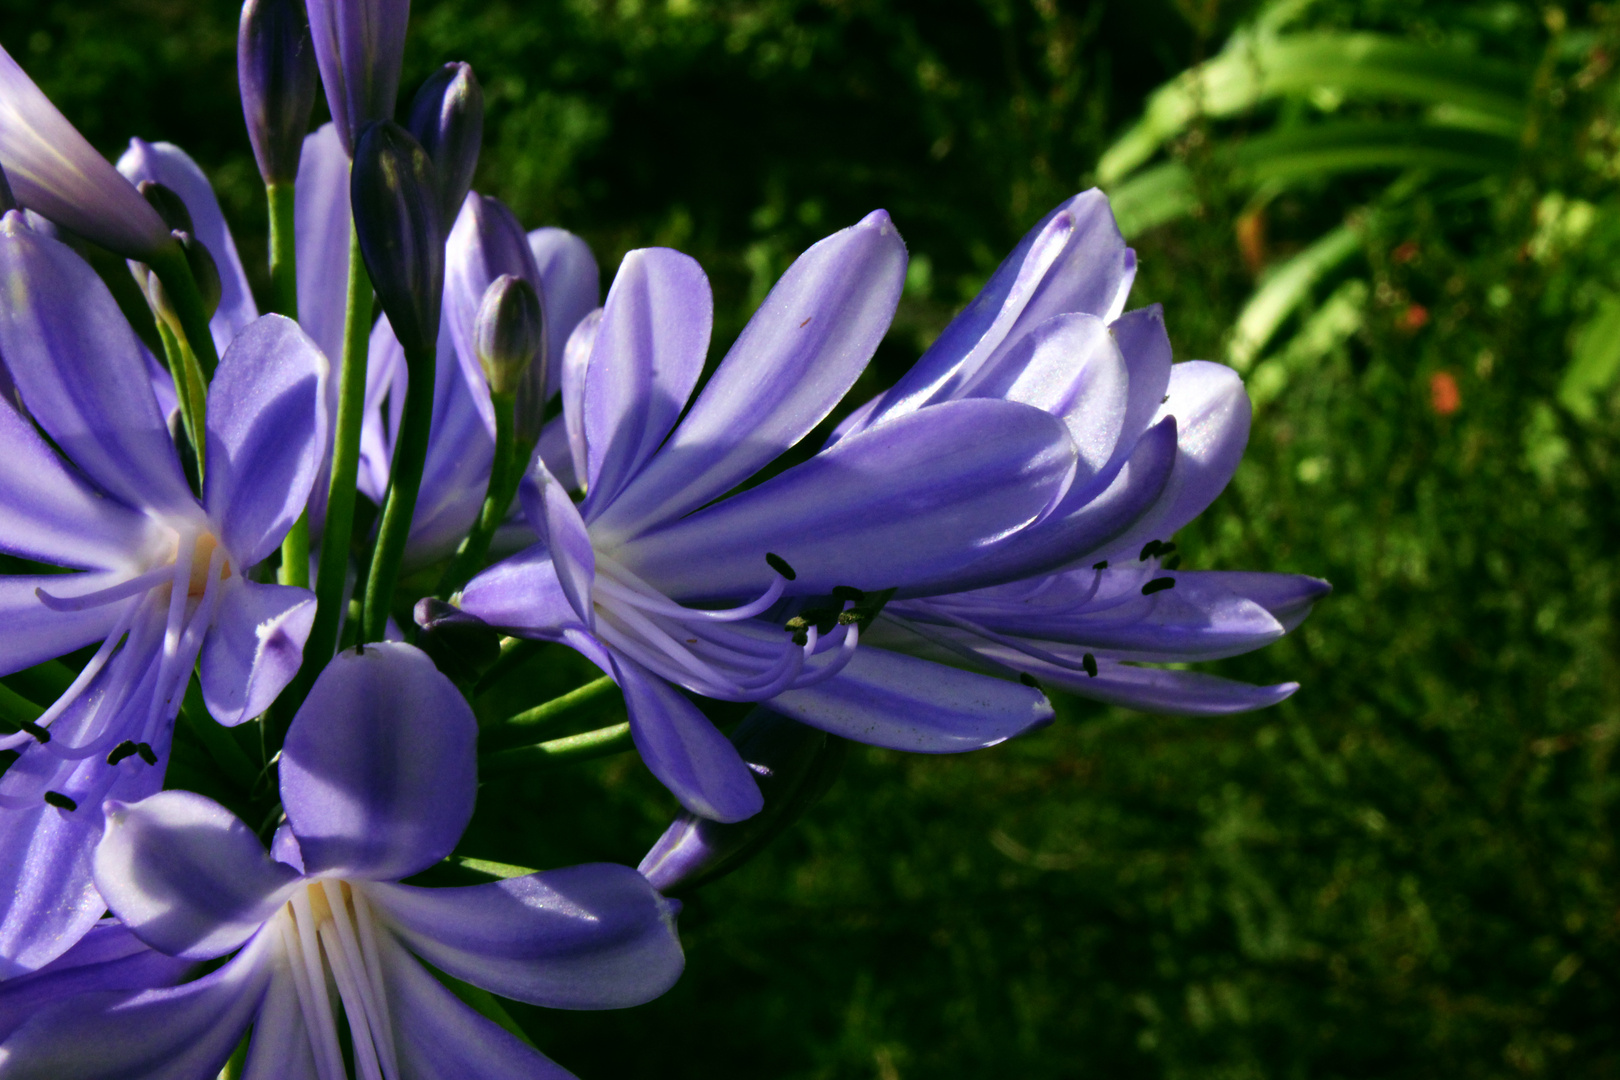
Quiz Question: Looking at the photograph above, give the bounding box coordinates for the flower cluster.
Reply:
[0,0,1327,1074]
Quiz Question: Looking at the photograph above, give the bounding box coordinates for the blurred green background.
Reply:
[8,0,1620,1075]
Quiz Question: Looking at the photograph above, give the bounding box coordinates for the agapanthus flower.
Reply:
[0,642,684,1079]
[456,211,1072,822]
[304,0,409,156]
[0,212,325,975]
[792,191,1331,717]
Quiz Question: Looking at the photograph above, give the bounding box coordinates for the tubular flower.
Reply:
[0,643,685,1080]
[779,190,1330,718]
[0,212,326,975]
[456,211,1072,822]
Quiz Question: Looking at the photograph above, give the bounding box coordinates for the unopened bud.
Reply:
[137,180,194,235]
[638,711,846,894]
[238,0,319,184]
[406,62,483,229]
[351,120,444,357]
[145,229,222,329]
[474,274,544,396]
[304,0,409,155]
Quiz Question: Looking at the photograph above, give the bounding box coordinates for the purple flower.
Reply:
[0,643,684,1078]
[238,0,321,185]
[0,213,326,975]
[456,212,1070,822]
[779,190,1330,717]
[305,0,410,156]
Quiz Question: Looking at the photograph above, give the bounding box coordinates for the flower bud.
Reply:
[474,274,544,397]
[137,180,195,235]
[351,120,443,358]
[406,62,483,229]
[0,45,172,259]
[145,230,223,329]
[638,711,846,894]
[238,0,320,184]
[305,0,409,156]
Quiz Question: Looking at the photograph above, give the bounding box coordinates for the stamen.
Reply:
[831,586,865,602]
[106,740,138,765]
[765,552,797,581]
[42,791,77,811]
[1093,560,1108,570]
[33,565,173,612]
[287,889,349,1080]
[15,719,49,744]
[595,573,785,624]
[789,620,860,689]
[136,742,157,766]
[1082,653,1098,678]
[1141,577,1175,595]
[1139,540,1163,561]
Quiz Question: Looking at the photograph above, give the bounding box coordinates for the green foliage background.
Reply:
[7,0,1620,1075]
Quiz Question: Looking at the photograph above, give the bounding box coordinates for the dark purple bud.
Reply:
[305,0,409,156]
[474,274,544,396]
[638,711,846,894]
[0,161,15,213]
[351,120,443,356]
[137,180,194,235]
[406,62,483,228]
[238,0,319,184]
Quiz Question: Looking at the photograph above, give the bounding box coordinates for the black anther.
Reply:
[1141,577,1176,595]
[1082,653,1098,678]
[1092,560,1108,570]
[831,585,865,602]
[765,553,797,581]
[136,743,158,766]
[43,791,78,811]
[107,740,139,765]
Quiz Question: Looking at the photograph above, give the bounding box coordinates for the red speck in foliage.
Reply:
[1400,304,1430,331]
[1392,241,1420,264]
[1429,371,1461,415]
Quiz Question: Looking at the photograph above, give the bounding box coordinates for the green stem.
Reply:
[155,319,207,478]
[0,682,45,738]
[472,637,541,697]
[436,391,525,599]
[360,340,437,643]
[278,510,310,589]
[297,224,373,696]
[479,720,634,777]
[479,676,620,751]
[148,245,220,381]
[265,181,298,320]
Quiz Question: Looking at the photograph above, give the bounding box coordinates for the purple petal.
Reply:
[457,543,583,641]
[611,654,763,823]
[0,921,196,1041]
[1188,571,1332,632]
[444,194,543,434]
[294,123,352,370]
[0,574,129,677]
[578,248,712,516]
[375,931,577,1080]
[1107,304,1175,473]
[623,398,1076,600]
[0,46,171,259]
[304,0,409,155]
[115,139,258,353]
[1096,360,1252,561]
[768,645,1052,752]
[1021,654,1300,715]
[95,791,300,960]
[281,642,477,881]
[200,579,317,727]
[0,215,194,514]
[843,190,1134,435]
[529,226,601,399]
[242,954,320,1080]
[205,315,329,566]
[523,458,596,629]
[364,863,683,1008]
[0,401,164,571]
[560,308,600,487]
[0,797,105,979]
[535,412,580,493]
[0,933,270,1079]
[598,211,906,537]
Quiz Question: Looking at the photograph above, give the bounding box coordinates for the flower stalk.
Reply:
[360,336,436,642]
[478,719,634,777]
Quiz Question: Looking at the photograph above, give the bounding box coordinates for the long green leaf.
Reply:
[1228,122,1518,184]
[1228,223,1362,371]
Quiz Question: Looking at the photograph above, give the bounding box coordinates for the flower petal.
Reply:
[0,796,105,979]
[116,138,258,353]
[444,193,543,435]
[559,308,600,488]
[95,791,300,960]
[242,953,320,1080]
[294,123,353,371]
[0,214,194,514]
[768,645,1052,752]
[205,315,329,566]
[598,210,906,537]
[0,932,270,1080]
[0,45,172,259]
[611,653,763,823]
[1107,304,1175,472]
[0,921,197,1041]
[364,862,683,1008]
[375,931,577,1080]
[199,579,317,727]
[280,642,477,881]
[522,458,596,629]
[1022,654,1300,715]
[0,574,131,677]
[622,398,1076,600]
[1188,571,1332,632]
[529,226,601,399]
[457,543,583,641]
[578,248,712,516]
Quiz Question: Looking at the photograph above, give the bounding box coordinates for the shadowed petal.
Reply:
[612,654,762,823]
[529,226,600,399]
[1107,304,1174,473]
[242,950,319,1080]
[364,862,683,1008]
[578,248,712,516]
[0,215,194,515]
[0,932,270,1080]
[0,46,172,259]
[95,791,300,960]
[768,645,1052,752]
[375,931,577,1080]
[116,139,258,352]
[294,123,352,369]
[444,193,542,433]
[205,315,329,566]
[559,308,600,488]
[522,458,596,629]
[623,398,1076,600]
[1030,656,1299,715]
[599,211,906,538]
[200,579,317,727]
[457,543,582,641]
[280,642,477,881]
[0,921,196,1041]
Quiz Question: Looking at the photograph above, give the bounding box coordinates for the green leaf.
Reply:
[1229,122,1517,185]
[1106,161,1196,238]
[1559,294,1620,420]
[1228,223,1363,371]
